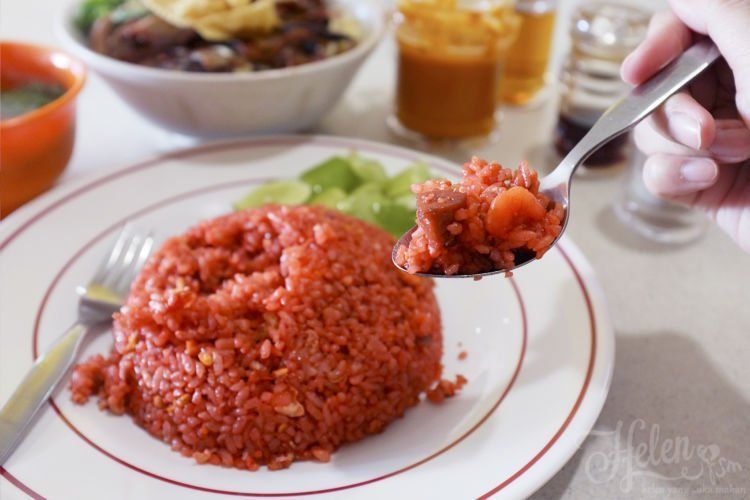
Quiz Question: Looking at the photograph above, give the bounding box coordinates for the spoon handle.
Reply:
[552,38,721,182]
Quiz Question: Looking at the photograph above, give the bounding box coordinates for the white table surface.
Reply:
[2,0,749,498]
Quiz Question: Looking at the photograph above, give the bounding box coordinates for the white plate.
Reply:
[0,135,614,500]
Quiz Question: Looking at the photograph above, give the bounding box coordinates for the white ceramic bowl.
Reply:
[57,0,384,137]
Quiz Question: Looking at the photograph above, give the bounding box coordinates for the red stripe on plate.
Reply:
[30,195,527,494]
[480,245,598,499]
[0,467,45,500]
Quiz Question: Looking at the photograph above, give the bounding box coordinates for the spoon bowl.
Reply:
[393,38,720,279]
[392,227,540,279]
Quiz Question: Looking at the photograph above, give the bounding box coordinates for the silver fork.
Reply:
[0,226,154,465]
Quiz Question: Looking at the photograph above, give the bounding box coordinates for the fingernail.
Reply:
[680,158,717,184]
[667,112,703,149]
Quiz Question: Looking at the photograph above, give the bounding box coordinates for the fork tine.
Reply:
[91,224,132,285]
[114,233,154,296]
[136,233,155,269]
[103,233,142,290]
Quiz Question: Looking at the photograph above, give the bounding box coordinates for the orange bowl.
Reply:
[1,41,86,217]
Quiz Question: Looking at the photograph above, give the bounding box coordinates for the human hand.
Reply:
[620,0,750,251]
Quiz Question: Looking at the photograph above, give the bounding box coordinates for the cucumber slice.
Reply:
[375,201,416,237]
[384,162,432,198]
[309,187,348,208]
[337,183,386,224]
[348,152,387,184]
[393,193,417,210]
[233,181,311,210]
[300,157,360,194]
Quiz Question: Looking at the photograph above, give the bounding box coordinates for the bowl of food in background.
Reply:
[57,0,384,138]
[1,41,86,217]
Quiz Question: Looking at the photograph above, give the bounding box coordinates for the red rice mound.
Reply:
[70,205,457,470]
[395,157,564,275]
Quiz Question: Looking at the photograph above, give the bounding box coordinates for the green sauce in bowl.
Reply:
[1,82,65,120]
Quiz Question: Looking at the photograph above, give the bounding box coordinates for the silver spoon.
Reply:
[393,38,721,278]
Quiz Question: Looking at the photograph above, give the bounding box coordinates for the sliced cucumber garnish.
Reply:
[233,181,311,210]
[392,193,417,210]
[234,153,436,237]
[384,162,432,198]
[375,201,417,237]
[309,187,348,208]
[301,157,360,194]
[348,152,387,185]
[338,183,386,224]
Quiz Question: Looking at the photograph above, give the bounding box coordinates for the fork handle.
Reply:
[0,323,90,465]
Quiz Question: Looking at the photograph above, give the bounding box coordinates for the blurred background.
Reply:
[1,0,749,497]
[4,0,662,177]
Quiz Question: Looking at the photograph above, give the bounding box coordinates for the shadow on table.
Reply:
[531,331,750,499]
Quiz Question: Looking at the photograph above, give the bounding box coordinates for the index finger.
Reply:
[621,10,693,85]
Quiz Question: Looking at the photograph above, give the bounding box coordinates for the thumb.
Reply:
[668,0,750,127]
